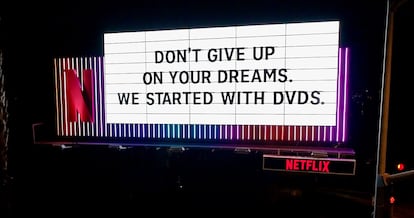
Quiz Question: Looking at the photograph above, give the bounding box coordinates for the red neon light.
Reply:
[397,163,405,171]
[389,196,395,204]
[285,159,330,173]
[65,69,95,122]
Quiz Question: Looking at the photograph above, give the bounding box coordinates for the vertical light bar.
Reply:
[72,58,76,135]
[86,57,91,137]
[336,48,342,141]
[81,58,87,136]
[53,58,62,135]
[118,123,121,137]
[69,122,73,137]
[108,124,112,137]
[54,59,60,136]
[180,124,183,139]
[247,125,250,140]
[342,48,349,142]
[92,57,97,137]
[274,126,277,140]
[87,58,92,136]
[61,58,70,136]
[191,124,194,139]
[253,125,256,140]
[116,124,119,137]
[81,58,86,137]
[241,125,244,140]
[203,124,206,140]
[305,126,308,141]
[317,126,321,141]
[218,125,221,140]
[124,124,127,137]
[200,125,203,140]
[176,124,179,139]
[312,126,316,141]
[330,127,333,142]
[100,57,104,137]
[58,59,64,136]
[258,125,261,140]
[188,124,191,139]
[236,125,239,140]
[294,126,297,141]
[269,126,272,140]
[74,57,79,137]
[287,126,291,141]
[120,124,123,138]
[222,125,225,140]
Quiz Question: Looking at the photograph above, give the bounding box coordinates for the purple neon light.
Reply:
[343,48,349,142]
[336,48,342,141]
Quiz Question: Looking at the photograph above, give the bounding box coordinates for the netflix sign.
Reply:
[262,154,356,175]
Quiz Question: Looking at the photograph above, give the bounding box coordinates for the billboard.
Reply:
[54,20,349,143]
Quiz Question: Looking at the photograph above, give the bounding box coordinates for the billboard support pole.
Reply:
[374,0,407,218]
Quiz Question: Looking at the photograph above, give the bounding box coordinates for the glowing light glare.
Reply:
[397,163,405,171]
[389,196,396,204]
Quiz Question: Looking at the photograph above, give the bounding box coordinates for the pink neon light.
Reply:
[336,48,342,141]
[97,57,101,137]
[342,48,349,142]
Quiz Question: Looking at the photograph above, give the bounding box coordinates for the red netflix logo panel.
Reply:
[64,69,95,122]
[54,57,105,137]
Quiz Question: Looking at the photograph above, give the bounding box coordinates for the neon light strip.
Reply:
[98,58,103,137]
[54,59,60,136]
[58,59,63,136]
[93,57,97,137]
[64,58,69,136]
[342,48,349,142]
[74,57,78,137]
[336,48,342,141]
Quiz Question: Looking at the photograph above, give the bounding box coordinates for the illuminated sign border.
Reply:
[53,22,349,143]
